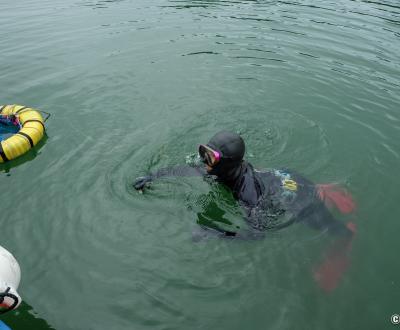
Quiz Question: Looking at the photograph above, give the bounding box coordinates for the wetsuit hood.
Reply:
[205,131,245,186]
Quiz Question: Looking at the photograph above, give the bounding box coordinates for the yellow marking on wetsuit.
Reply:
[283,179,298,191]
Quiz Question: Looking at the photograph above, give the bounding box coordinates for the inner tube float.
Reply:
[0,104,45,163]
[0,245,21,314]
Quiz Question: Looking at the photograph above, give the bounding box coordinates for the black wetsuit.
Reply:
[145,162,352,238]
[134,131,352,238]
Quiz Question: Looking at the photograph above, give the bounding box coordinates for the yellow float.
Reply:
[0,104,46,163]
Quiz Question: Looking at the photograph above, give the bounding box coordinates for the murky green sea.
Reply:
[1,0,400,329]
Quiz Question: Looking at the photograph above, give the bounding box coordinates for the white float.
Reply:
[0,245,21,314]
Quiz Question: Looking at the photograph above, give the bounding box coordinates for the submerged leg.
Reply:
[300,203,356,292]
[301,202,354,237]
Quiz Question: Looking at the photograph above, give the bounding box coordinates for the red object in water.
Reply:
[316,184,356,214]
[346,221,357,233]
[313,222,356,292]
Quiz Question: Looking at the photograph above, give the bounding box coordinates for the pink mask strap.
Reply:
[213,151,221,162]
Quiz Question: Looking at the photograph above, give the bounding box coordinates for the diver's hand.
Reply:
[133,175,153,191]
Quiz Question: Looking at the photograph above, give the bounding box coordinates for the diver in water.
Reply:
[133,131,356,291]
[134,131,354,235]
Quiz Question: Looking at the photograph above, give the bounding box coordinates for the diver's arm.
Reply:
[152,165,206,178]
[133,165,206,190]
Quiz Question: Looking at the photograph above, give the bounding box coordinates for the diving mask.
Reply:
[198,144,221,167]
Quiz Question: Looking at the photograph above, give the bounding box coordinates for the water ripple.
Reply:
[1,0,400,329]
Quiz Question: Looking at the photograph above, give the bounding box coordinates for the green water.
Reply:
[1,0,400,329]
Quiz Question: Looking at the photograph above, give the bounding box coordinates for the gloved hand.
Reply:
[133,175,153,191]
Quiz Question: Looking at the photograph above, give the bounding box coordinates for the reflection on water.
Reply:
[0,135,48,174]
[193,184,242,236]
[1,302,54,330]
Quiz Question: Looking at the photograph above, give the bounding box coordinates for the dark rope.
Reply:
[39,110,51,122]
[14,108,51,122]
[0,287,19,315]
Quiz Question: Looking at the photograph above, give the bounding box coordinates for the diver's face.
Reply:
[199,144,221,168]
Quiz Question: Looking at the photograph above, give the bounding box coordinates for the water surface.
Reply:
[1,0,399,329]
